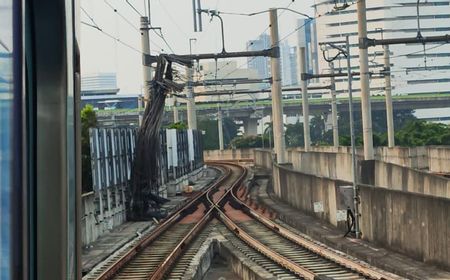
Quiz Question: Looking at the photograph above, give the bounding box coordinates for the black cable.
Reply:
[81,21,143,54]
[126,0,143,16]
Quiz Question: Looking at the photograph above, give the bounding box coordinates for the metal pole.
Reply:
[140,16,153,106]
[346,36,361,239]
[173,96,179,123]
[298,46,311,151]
[186,67,197,129]
[383,45,395,148]
[329,62,339,148]
[138,94,143,126]
[356,0,374,160]
[269,8,286,163]
[218,108,224,150]
[260,117,265,149]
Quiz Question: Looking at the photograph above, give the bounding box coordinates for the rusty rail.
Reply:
[95,166,231,280]
[148,162,247,280]
[229,167,397,280]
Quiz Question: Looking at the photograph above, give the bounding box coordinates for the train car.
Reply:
[1,0,82,278]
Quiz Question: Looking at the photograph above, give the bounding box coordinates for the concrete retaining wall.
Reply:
[273,163,351,229]
[287,150,357,182]
[360,185,450,270]
[361,160,450,198]
[254,149,274,170]
[81,186,127,246]
[287,146,450,174]
[255,148,450,270]
[428,146,450,173]
[204,148,255,161]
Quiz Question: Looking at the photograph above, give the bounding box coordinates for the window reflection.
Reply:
[0,0,13,279]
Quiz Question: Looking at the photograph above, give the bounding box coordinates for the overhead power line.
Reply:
[202,1,297,79]
[81,21,142,54]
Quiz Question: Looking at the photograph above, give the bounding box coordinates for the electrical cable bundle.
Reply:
[129,56,188,220]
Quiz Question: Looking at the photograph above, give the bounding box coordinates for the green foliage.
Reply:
[165,122,188,130]
[338,109,416,140]
[81,105,97,193]
[285,121,304,147]
[230,135,270,149]
[395,120,450,146]
[283,108,450,148]
[198,117,239,150]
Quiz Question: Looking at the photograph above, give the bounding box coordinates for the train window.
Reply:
[0,0,14,278]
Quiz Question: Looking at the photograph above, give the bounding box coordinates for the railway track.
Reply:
[85,162,401,280]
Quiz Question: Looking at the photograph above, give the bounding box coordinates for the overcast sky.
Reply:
[80,0,315,94]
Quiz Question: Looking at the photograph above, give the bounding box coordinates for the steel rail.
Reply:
[148,163,247,280]
[216,209,316,279]
[95,166,231,280]
[229,171,396,280]
[207,162,317,279]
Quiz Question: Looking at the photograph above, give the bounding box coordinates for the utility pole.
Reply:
[329,62,339,148]
[186,67,197,129]
[356,0,374,160]
[346,36,361,239]
[218,108,224,150]
[383,45,395,148]
[140,16,153,106]
[173,96,179,123]
[269,8,286,163]
[298,46,310,151]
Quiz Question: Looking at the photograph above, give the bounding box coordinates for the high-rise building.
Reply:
[81,72,119,95]
[247,33,271,80]
[314,0,450,96]
[289,47,299,86]
[280,41,295,86]
[298,18,319,77]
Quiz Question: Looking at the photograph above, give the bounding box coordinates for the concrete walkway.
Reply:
[82,167,220,275]
[251,168,450,280]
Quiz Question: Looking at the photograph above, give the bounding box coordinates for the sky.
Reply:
[80,0,315,94]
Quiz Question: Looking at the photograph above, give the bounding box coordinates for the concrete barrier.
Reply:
[360,185,450,270]
[204,148,255,161]
[272,163,352,229]
[254,149,274,170]
[428,146,450,173]
[81,187,127,246]
[255,147,450,270]
[287,150,357,182]
[286,146,450,174]
[361,160,450,198]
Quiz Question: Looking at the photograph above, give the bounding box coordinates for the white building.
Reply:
[314,0,450,96]
[81,72,119,95]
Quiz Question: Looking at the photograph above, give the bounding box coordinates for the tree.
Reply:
[230,135,269,149]
[285,121,304,147]
[81,105,97,193]
[198,117,239,150]
[395,120,450,146]
[165,121,188,130]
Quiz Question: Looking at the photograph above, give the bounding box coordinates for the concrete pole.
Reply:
[173,96,179,123]
[218,109,224,150]
[298,46,310,151]
[384,45,395,148]
[329,62,339,148]
[186,67,197,129]
[269,9,286,163]
[356,0,375,160]
[140,16,153,106]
